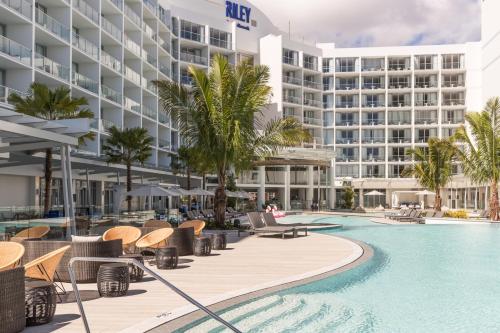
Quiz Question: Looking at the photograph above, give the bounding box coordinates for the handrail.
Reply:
[68,257,242,333]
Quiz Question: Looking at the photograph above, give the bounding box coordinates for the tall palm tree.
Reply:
[102,127,153,212]
[8,83,93,214]
[402,138,457,211]
[454,97,500,220]
[157,54,309,226]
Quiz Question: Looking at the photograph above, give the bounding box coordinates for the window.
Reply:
[418,129,430,142]
[35,43,47,56]
[389,76,409,88]
[180,20,204,43]
[336,58,356,72]
[210,28,231,49]
[416,55,433,70]
[283,49,298,66]
[443,54,462,69]
[388,58,408,70]
[363,76,382,89]
[392,165,405,177]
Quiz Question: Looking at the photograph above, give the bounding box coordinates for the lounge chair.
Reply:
[103,226,142,253]
[24,245,71,282]
[397,210,423,222]
[14,226,50,239]
[136,228,174,251]
[179,220,205,236]
[391,209,413,220]
[247,212,306,239]
[384,208,406,218]
[0,242,25,271]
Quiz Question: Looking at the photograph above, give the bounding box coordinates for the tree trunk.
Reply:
[434,188,441,211]
[490,181,499,221]
[214,173,226,228]
[187,168,191,210]
[126,163,132,213]
[43,149,52,215]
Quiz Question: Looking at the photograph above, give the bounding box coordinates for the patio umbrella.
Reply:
[365,190,384,196]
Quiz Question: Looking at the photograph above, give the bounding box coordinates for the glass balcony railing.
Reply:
[143,52,157,66]
[388,118,411,125]
[336,84,358,90]
[72,32,98,59]
[363,155,384,162]
[336,120,358,126]
[180,29,204,43]
[303,80,321,90]
[303,61,317,71]
[1,0,32,19]
[124,3,140,27]
[362,101,385,108]
[159,63,170,77]
[362,136,385,143]
[442,61,462,70]
[415,100,437,107]
[180,52,207,65]
[101,84,122,104]
[283,76,302,85]
[73,0,99,25]
[442,99,465,106]
[389,101,411,107]
[336,137,358,144]
[158,112,169,125]
[35,53,70,81]
[158,139,170,149]
[72,72,98,94]
[124,96,141,113]
[389,155,411,162]
[303,98,322,108]
[143,22,156,40]
[283,95,301,104]
[181,75,193,86]
[0,85,28,104]
[303,117,322,126]
[0,35,31,65]
[336,155,358,162]
[143,0,156,14]
[35,8,70,42]
[362,119,385,125]
[362,83,384,90]
[389,137,412,143]
[142,105,156,119]
[110,0,122,10]
[415,117,437,124]
[144,80,157,93]
[158,39,170,54]
[101,49,121,72]
[336,102,358,108]
[101,119,116,132]
[124,34,140,56]
[124,65,141,85]
[101,16,122,41]
[336,66,355,73]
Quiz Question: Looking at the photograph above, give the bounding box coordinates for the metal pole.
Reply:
[86,168,91,217]
[65,146,76,235]
[60,146,71,239]
[68,257,242,333]
[317,165,320,211]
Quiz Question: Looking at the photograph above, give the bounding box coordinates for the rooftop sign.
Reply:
[225,1,252,30]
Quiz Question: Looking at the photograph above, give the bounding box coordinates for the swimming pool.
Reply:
[179,215,500,332]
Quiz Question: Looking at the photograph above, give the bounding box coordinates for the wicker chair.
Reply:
[14,226,50,239]
[179,220,205,236]
[20,240,122,283]
[103,226,142,253]
[0,266,25,333]
[136,228,174,250]
[0,242,25,271]
[24,245,71,281]
[144,220,172,228]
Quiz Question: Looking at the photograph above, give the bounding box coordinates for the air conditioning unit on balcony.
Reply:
[399,103,403,107]
[424,103,429,107]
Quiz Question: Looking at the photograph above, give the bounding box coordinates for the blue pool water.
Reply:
[182,215,500,332]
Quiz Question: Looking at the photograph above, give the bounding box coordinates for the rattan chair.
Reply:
[0,241,25,271]
[14,226,50,239]
[144,220,172,228]
[136,228,174,250]
[103,226,142,253]
[24,245,71,281]
[179,220,205,236]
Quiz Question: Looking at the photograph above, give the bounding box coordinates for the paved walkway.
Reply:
[26,231,362,333]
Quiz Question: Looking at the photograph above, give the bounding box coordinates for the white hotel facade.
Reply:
[0,0,497,212]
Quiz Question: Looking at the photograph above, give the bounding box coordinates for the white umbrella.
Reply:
[126,185,177,197]
[365,190,384,196]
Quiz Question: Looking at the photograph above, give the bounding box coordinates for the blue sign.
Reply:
[225,1,252,30]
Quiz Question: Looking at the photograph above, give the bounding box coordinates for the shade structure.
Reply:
[416,190,436,196]
[236,191,251,199]
[365,190,384,196]
[189,188,214,196]
[126,185,177,197]
[169,188,192,196]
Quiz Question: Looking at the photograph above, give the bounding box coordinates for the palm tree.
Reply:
[101,127,153,212]
[157,54,309,227]
[8,83,93,214]
[402,138,457,211]
[454,97,500,220]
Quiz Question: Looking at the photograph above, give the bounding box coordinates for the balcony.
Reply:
[159,39,170,54]
[282,76,302,86]
[123,3,140,26]
[72,72,98,94]
[389,155,411,162]
[101,50,121,72]
[322,65,333,73]
[0,85,28,105]
[303,61,317,71]
[159,63,170,77]
[336,66,355,73]
[442,81,465,88]
[180,30,204,43]
[362,66,384,72]
[0,35,31,65]
[283,56,298,66]
[180,52,207,66]
[35,8,70,42]
[35,53,70,81]
[363,155,384,162]
[336,84,358,91]
[415,100,437,107]
[388,102,411,108]
[362,101,385,108]
[388,119,411,125]
[442,62,462,70]
[181,75,193,86]
[442,99,465,106]
[389,137,411,143]
[102,16,122,41]
[336,102,358,109]
[158,111,169,125]
[73,0,99,25]
[124,96,141,113]
[124,34,140,56]
[303,117,322,126]
[144,52,157,66]
[303,98,322,108]
[72,32,98,59]
[101,119,116,132]
[362,119,385,126]
[144,79,157,94]
[158,139,170,149]
[303,80,321,90]
[335,120,358,126]
[0,0,32,19]
[143,22,156,40]
[110,0,122,10]
[362,83,384,90]
[142,105,156,119]
[101,84,122,104]
[336,155,358,162]
[363,172,385,178]
[362,136,385,144]
[124,65,141,85]
[336,137,358,144]
[143,0,156,14]
[415,117,437,125]
[283,95,301,105]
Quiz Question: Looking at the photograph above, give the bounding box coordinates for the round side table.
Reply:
[210,233,227,250]
[156,247,178,269]
[97,263,130,297]
[25,280,57,326]
[119,254,144,282]
[194,237,211,256]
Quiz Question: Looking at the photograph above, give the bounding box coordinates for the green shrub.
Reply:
[444,210,468,219]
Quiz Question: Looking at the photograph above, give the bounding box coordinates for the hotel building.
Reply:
[0,0,496,213]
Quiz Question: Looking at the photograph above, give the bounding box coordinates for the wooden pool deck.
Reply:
[25,230,362,333]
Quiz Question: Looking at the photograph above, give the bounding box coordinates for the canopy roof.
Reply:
[254,147,336,167]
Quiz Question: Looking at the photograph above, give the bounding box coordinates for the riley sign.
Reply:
[225,1,252,30]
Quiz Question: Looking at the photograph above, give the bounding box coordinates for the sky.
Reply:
[247,0,482,48]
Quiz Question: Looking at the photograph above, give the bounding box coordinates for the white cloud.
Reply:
[247,0,481,47]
